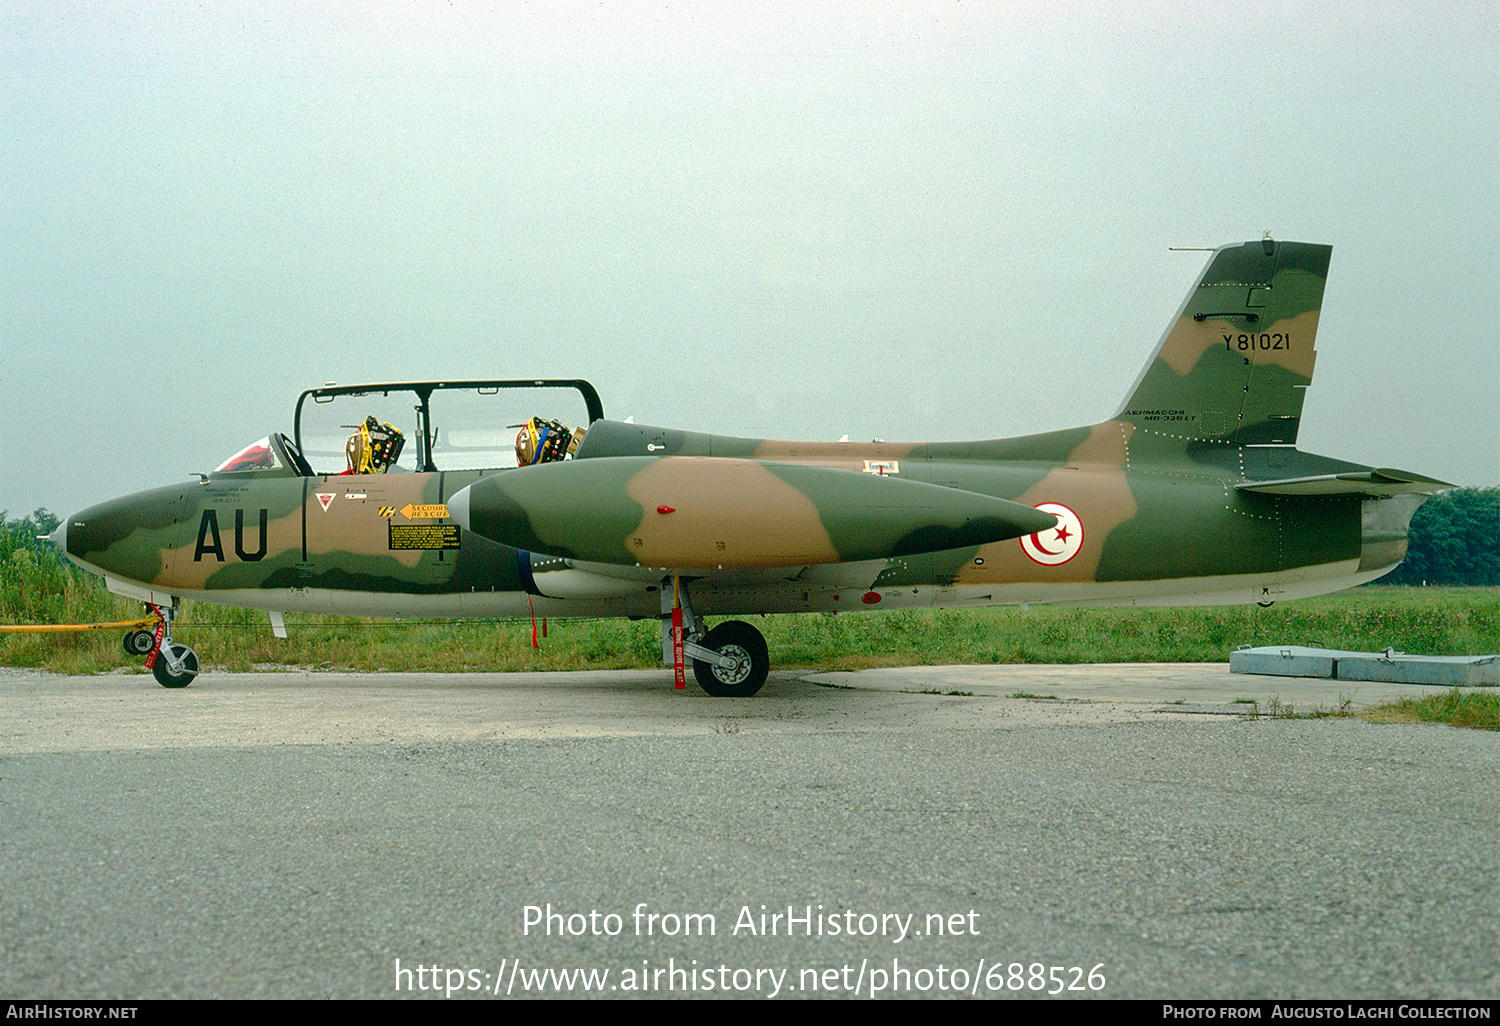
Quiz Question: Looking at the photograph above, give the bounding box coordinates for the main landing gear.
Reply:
[661,581,770,698]
[691,620,770,698]
[126,604,200,688]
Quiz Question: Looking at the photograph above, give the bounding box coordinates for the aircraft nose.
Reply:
[56,484,188,582]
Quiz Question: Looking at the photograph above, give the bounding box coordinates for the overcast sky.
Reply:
[3,1,1497,518]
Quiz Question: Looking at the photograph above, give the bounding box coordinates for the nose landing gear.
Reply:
[142,604,199,688]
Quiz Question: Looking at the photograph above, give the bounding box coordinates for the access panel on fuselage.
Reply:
[300,473,458,594]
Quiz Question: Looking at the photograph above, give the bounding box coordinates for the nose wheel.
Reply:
[140,604,199,688]
[151,642,200,688]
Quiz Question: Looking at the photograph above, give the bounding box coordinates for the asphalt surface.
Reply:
[1,665,1495,1000]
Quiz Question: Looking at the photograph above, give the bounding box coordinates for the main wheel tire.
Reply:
[691,620,769,698]
[152,643,199,688]
[123,630,155,655]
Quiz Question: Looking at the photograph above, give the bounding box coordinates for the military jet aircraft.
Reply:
[52,239,1450,694]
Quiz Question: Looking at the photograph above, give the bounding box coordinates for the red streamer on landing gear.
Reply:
[672,606,685,690]
[143,604,167,669]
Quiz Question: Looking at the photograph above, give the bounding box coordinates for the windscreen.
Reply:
[214,437,283,473]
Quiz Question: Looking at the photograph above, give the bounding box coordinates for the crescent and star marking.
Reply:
[1020,502,1085,566]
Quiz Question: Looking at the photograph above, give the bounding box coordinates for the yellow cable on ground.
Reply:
[0,614,162,634]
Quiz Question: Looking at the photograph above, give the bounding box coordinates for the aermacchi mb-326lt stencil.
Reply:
[52,239,1450,695]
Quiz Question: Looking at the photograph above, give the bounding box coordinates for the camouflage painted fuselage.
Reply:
[58,240,1446,622]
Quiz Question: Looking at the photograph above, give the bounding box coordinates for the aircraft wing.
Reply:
[1234,468,1454,497]
[448,456,1056,570]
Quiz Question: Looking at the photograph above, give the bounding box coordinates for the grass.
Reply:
[1232,690,1499,731]
[1236,695,1307,720]
[6,554,1497,730]
[1361,689,1500,731]
[2,542,1497,678]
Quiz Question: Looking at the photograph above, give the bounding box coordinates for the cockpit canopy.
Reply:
[209,380,604,479]
[293,379,602,475]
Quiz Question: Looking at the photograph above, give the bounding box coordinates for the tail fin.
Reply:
[1117,239,1331,447]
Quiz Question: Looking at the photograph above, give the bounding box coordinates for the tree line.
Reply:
[1376,487,1498,586]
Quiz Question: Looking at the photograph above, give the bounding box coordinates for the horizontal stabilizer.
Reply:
[1234,468,1453,498]
[449,456,1057,569]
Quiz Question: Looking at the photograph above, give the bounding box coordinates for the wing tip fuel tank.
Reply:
[450,456,1057,570]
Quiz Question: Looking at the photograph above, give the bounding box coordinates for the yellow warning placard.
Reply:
[400,503,449,520]
[389,524,461,550]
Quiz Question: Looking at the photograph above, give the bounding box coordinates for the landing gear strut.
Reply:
[144,604,199,688]
[660,580,770,698]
